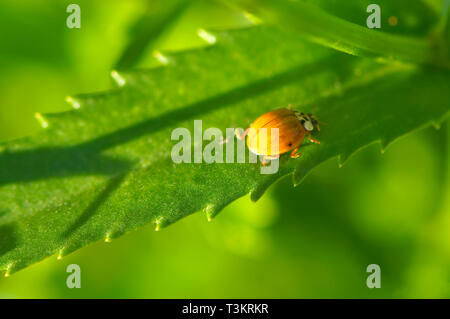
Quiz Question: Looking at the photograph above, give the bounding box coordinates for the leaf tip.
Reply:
[250,179,274,202]
[111,70,127,87]
[293,166,312,186]
[56,248,65,260]
[337,155,344,168]
[431,121,441,130]
[204,204,215,222]
[379,138,393,154]
[337,152,352,168]
[34,112,49,129]
[197,28,217,45]
[104,234,112,243]
[203,201,232,220]
[243,11,262,25]
[154,217,164,231]
[65,96,81,109]
[152,50,171,66]
[2,263,14,277]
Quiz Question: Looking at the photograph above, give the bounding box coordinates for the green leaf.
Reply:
[306,0,440,36]
[228,0,450,68]
[0,24,448,275]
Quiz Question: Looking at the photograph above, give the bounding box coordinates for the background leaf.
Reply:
[1,0,449,278]
[115,0,191,70]
[229,0,449,67]
[0,22,448,275]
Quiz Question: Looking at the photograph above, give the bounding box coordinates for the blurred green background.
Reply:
[0,0,448,298]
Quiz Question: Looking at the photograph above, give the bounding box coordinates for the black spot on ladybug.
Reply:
[288,143,292,147]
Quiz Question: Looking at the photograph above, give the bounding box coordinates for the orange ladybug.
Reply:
[235,105,320,165]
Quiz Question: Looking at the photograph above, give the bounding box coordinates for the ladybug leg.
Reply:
[306,131,320,144]
[290,148,301,158]
[262,155,279,166]
[316,122,321,131]
[235,127,249,141]
[262,156,267,166]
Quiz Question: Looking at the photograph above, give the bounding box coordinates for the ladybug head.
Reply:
[295,112,320,132]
